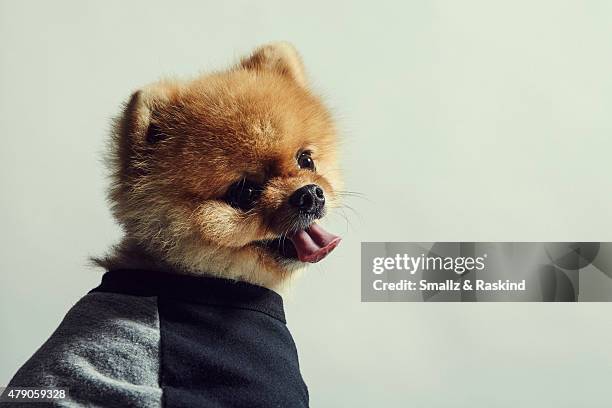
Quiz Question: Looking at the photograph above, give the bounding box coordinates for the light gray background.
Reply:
[1,1,611,406]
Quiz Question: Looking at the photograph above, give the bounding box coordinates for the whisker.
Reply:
[338,202,361,216]
[336,190,367,198]
[329,210,352,233]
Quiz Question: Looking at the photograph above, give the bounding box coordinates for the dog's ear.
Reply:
[239,42,307,87]
[117,81,184,155]
[112,82,179,176]
[120,83,178,147]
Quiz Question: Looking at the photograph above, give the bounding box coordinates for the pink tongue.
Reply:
[288,224,341,263]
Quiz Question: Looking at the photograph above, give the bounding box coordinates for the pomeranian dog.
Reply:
[96,41,342,289]
[6,43,341,408]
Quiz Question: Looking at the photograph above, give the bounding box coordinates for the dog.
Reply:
[6,43,341,407]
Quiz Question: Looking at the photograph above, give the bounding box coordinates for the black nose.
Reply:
[289,184,325,214]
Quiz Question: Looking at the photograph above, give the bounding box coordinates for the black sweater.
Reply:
[7,270,309,407]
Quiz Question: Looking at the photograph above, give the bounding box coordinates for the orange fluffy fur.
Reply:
[95,43,341,290]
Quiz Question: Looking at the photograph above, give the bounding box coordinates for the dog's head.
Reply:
[105,43,341,288]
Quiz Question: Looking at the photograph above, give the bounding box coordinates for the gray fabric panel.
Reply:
[7,293,162,407]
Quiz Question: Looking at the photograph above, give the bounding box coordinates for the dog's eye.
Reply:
[224,179,262,211]
[297,151,315,171]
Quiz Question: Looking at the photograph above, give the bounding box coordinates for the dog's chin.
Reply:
[252,236,300,265]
